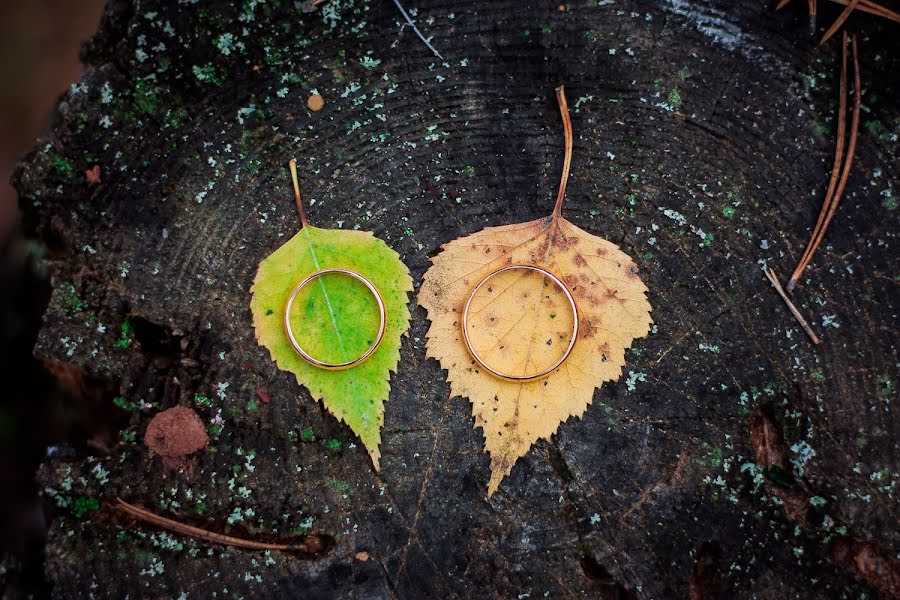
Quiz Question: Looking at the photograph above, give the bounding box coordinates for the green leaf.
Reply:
[250,225,412,468]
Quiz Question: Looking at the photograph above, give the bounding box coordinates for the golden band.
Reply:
[461,265,578,381]
[284,268,386,370]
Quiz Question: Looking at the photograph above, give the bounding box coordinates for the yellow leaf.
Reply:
[418,88,653,496]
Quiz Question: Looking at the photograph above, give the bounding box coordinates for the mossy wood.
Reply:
[14,0,899,598]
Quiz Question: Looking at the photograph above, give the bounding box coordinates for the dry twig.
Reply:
[116,498,320,553]
[764,269,822,344]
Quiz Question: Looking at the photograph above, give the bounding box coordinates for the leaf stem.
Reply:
[552,86,573,218]
[289,159,309,228]
[116,498,317,553]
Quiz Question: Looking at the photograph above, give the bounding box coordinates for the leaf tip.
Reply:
[368,448,381,472]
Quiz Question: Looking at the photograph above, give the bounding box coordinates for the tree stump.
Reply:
[14,0,899,597]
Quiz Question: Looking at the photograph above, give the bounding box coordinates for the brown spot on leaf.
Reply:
[580,318,598,339]
[553,233,578,252]
[573,254,587,267]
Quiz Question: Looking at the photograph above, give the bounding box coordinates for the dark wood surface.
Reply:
[14,0,899,597]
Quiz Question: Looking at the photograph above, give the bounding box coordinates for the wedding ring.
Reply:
[284,268,386,370]
[461,265,578,381]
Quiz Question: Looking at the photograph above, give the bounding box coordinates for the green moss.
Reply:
[327,478,351,494]
[326,438,342,450]
[721,206,735,218]
[51,154,75,179]
[73,496,100,518]
[58,282,86,312]
[301,427,314,441]
[133,79,161,115]
[193,63,226,85]
[700,446,724,469]
[113,396,137,411]
[194,394,213,408]
[115,318,133,349]
[876,374,894,400]
[667,89,682,111]
[864,120,887,140]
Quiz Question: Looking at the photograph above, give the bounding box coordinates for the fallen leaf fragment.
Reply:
[419,87,653,495]
[749,406,810,524]
[85,165,101,184]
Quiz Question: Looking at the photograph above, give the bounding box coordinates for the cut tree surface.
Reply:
[15,0,899,598]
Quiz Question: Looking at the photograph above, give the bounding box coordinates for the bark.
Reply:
[13,0,900,597]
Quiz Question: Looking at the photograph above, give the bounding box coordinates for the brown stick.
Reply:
[820,0,860,45]
[552,86,573,218]
[787,32,849,290]
[288,159,309,228]
[116,498,314,552]
[765,269,822,344]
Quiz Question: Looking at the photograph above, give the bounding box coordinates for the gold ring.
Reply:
[284,268,386,370]
[461,265,578,381]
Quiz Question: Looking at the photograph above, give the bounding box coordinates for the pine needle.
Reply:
[392,0,443,60]
[820,0,861,45]
[116,498,318,553]
[764,269,822,345]
[788,33,860,291]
